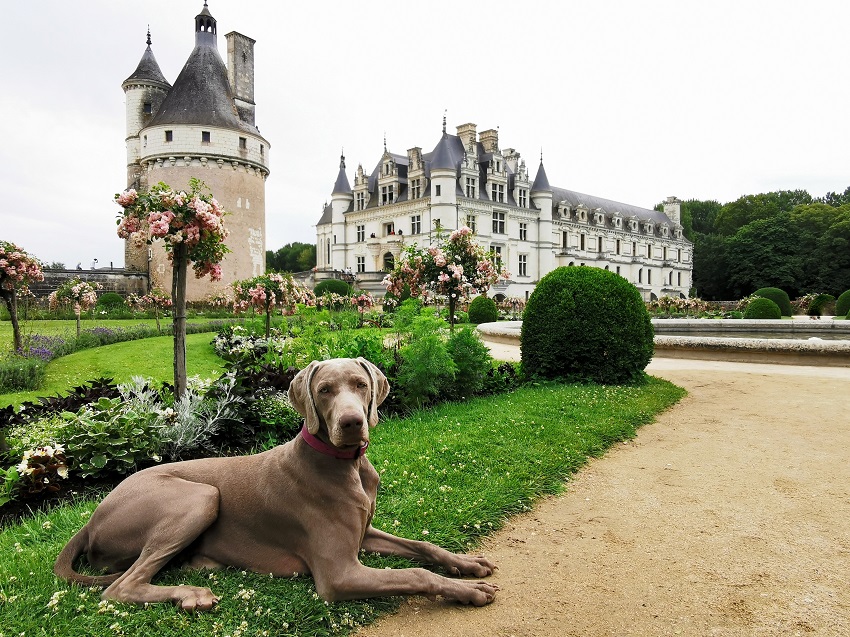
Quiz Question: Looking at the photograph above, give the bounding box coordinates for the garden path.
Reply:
[357,353,850,637]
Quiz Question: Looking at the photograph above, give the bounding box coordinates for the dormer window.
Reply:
[594,212,605,225]
[661,225,669,238]
[629,219,638,232]
[491,183,505,203]
[356,192,366,211]
[381,185,394,205]
[466,177,477,198]
[518,188,527,208]
[410,178,422,200]
[644,222,654,235]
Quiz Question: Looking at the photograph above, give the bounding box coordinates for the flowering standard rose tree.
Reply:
[350,292,376,327]
[126,287,173,332]
[48,277,102,337]
[0,241,44,352]
[115,178,230,398]
[383,225,509,330]
[232,272,313,338]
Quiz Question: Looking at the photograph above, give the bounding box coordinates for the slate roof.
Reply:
[123,41,171,90]
[551,187,669,223]
[332,156,352,195]
[531,161,551,192]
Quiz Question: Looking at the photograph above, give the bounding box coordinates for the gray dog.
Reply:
[54,358,497,610]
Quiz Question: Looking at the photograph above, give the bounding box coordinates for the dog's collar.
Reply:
[299,425,368,459]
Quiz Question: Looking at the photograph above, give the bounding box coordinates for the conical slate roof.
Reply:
[332,155,352,195]
[147,44,258,134]
[430,133,458,171]
[123,35,171,89]
[531,160,551,192]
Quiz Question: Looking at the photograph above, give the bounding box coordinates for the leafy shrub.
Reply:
[444,327,492,399]
[836,290,850,317]
[396,314,457,409]
[807,293,835,316]
[248,389,303,446]
[438,308,469,325]
[313,279,352,297]
[521,266,653,384]
[468,296,499,324]
[0,356,46,392]
[743,297,781,319]
[482,361,523,395]
[96,292,125,309]
[753,287,792,316]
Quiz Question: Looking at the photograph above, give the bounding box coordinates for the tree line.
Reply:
[265,242,316,274]
[662,187,850,300]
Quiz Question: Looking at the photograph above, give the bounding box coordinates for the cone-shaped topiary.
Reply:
[468,295,499,324]
[520,266,653,384]
[743,297,781,319]
[753,287,792,316]
[834,289,850,317]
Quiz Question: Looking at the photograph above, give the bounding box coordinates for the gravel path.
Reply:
[357,356,850,637]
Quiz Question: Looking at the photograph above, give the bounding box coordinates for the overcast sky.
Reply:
[2,0,848,269]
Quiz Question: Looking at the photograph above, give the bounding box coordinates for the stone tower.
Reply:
[122,2,270,300]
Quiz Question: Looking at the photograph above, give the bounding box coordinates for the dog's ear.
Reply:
[288,360,321,434]
[356,357,390,427]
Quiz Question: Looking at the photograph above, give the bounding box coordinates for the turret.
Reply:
[531,157,555,275]
[194,1,217,47]
[429,116,459,232]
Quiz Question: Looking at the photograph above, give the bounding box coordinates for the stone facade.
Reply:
[316,121,692,302]
[122,4,269,301]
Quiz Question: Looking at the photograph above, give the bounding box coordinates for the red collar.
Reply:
[299,425,369,459]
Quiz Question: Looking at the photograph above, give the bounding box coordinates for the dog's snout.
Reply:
[339,413,365,429]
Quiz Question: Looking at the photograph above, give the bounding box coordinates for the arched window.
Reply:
[383,252,395,272]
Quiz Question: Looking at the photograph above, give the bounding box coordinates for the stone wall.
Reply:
[28,269,148,299]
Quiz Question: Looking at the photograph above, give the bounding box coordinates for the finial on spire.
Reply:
[383,132,387,153]
[540,148,544,163]
[146,25,151,46]
[442,110,447,135]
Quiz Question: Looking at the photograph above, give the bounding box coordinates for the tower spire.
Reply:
[442,110,447,135]
[146,25,151,46]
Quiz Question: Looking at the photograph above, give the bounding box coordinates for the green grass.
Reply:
[0,377,685,636]
[0,333,225,409]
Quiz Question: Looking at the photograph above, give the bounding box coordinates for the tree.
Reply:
[266,242,317,273]
[0,241,44,352]
[382,225,508,330]
[682,199,723,237]
[48,277,102,337]
[714,190,812,236]
[817,186,850,208]
[126,287,172,333]
[233,272,313,337]
[116,179,230,398]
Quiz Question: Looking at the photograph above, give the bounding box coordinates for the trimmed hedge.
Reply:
[313,279,352,296]
[753,287,792,316]
[468,295,499,324]
[834,290,850,317]
[520,266,653,384]
[807,293,835,317]
[743,297,781,319]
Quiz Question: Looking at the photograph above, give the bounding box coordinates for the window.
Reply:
[435,184,441,196]
[580,234,586,250]
[356,256,365,273]
[616,266,621,275]
[326,239,331,265]
[519,222,527,241]
[239,137,247,150]
[616,239,621,255]
[518,254,528,277]
[411,215,421,235]
[678,272,682,285]
[410,178,421,200]
[381,185,394,205]
[638,268,642,283]
[466,214,477,233]
[384,222,395,236]
[647,269,652,284]
[260,144,264,157]
[165,130,173,142]
[356,192,365,211]
[143,135,147,147]
[201,131,211,144]
[598,237,604,253]
[632,241,637,257]
[491,183,505,203]
[562,231,569,250]
[490,245,503,268]
[383,252,394,271]
[663,247,668,261]
[677,249,682,262]
[143,102,152,114]
[466,177,476,198]
[356,225,365,242]
[492,211,505,234]
[518,188,527,208]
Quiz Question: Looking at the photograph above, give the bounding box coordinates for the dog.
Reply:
[54,357,497,610]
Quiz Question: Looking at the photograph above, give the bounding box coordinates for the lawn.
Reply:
[0,376,686,636]
[0,333,224,408]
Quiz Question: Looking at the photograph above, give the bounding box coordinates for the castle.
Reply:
[316,120,692,302]
[122,2,269,300]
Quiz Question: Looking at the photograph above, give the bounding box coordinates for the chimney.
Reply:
[663,196,682,225]
[456,123,478,151]
[479,129,499,153]
[226,31,256,126]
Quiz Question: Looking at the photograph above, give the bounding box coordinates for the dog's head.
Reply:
[288,358,390,448]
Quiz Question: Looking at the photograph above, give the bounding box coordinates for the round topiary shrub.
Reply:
[743,297,781,319]
[807,293,835,316]
[752,287,792,316]
[96,292,124,308]
[313,279,352,296]
[520,266,653,384]
[468,295,499,324]
[836,290,850,317]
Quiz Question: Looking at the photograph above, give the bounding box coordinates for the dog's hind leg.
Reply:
[100,479,222,611]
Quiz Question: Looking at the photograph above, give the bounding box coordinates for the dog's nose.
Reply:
[339,414,364,429]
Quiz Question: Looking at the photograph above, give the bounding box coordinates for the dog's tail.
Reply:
[53,526,122,587]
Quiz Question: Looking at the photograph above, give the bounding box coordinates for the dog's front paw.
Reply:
[175,586,220,612]
[446,554,495,578]
[450,580,499,606]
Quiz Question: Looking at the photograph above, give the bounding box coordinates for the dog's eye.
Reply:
[357,381,368,389]
[318,386,330,394]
